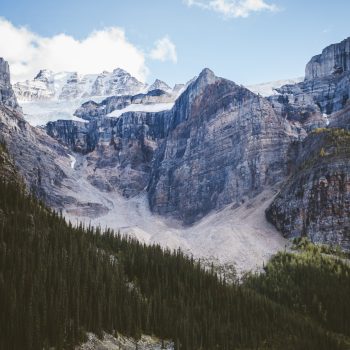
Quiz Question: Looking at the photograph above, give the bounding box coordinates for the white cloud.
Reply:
[184,0,277,18]
[0,18,149,83]
[149,36,178,63]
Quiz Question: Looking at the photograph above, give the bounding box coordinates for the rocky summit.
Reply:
[147,68,298,223]
[45,68,301,224]
[0,58,21,112]
[305,37,350,80]
[264,37,350,248]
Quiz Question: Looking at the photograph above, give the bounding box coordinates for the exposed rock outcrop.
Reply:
[269,72,350,124]
[266,129,350,249]
[262,38,350,133]
[148,79,172,93]
[264,38,350,249]
[46,108,170,197]
[305,37,350,80]
[0,58,100,212]
[90,68,146,97]
[147,68,300,223]
[0,58,21,112]
[74,89,174,121]
[7,36,350,252]
[46,68,302,223]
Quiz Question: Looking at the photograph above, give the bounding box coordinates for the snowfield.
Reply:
[106,102,175,117]
[19,97,105,126]
[247,77,303,97]
[19,99,174,126]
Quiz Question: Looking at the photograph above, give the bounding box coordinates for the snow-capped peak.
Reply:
[34,69,55,83]
[148,79,172,93]
[247,77,303,97]
[13,68,147,102]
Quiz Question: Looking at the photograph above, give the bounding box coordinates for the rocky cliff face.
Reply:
[6,37,350,253]
[305,37,350,80]
[74,89,175,121]
[0,58,21,112]
[89,68,146,97]
[46,108,170,197]
[266,129,350,249]
[262,38,350,133]
[45,69,298,223]
[263,38,350,249]
[0,104,70,206]
[46,68,301,224]
[269,71,350,123]
[147,69,300,223]
[0,58,84,208]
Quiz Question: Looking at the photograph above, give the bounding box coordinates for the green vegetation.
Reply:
[292,236,350,259]
[0,144,349,349]
[297,127,350,173]
[244,237,350,344]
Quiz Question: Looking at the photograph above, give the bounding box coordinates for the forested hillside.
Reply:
[0,145,349,350]
[244,237,350,339]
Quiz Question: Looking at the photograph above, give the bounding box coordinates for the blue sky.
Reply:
[0,0,350,86]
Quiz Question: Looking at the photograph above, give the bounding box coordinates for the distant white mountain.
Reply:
[15,68,190,126]
[13,68,148,102]
[147,79,172,93]
[247,77,304,97]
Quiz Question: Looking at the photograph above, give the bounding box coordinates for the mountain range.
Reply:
[1,34,350,350]
[13,68,181,102]
[0,37,350,273]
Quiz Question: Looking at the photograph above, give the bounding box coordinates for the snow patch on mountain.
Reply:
[247,77,303,97]
[20,99,97,126]
[13,68,147,102]
[68,154,77,169]
[106,103,174,117]
[148,79,172,93]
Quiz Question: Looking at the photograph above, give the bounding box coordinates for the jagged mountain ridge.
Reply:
[13,68,147,101]
[13,68,185,127]
[265,37,350,248]
[305,37,350,80]
[0,58,286,272]
[44,36,350,250]
[2,35,350,262]
[46,68,301,224]
[13,68,182,102]
[148,79,172,93]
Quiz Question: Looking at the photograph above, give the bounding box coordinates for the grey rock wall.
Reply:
[0,58,21,112]
[266,129,350,249]
[305,37,350,80]
[147,69,299,223]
